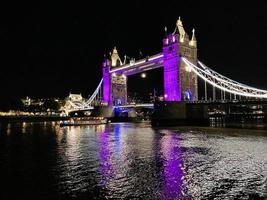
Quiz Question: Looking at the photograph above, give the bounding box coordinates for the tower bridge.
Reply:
[64,17,267,118]
[103,17,198,106]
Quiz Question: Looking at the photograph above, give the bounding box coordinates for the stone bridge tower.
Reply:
[102,47,127,106]
[176,17,198,101]
[163,17,198,101]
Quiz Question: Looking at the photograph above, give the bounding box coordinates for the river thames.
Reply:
[0,121,266,199]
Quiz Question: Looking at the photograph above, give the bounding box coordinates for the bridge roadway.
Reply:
[110,53,163,76]
[116,99,267,109]
[187,99,267,106]
[115,103,154,109]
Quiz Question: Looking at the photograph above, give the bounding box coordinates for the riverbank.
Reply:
[1,115,267,132]
[0,115,69,122]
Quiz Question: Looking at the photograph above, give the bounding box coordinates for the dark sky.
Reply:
[1,1,267,99]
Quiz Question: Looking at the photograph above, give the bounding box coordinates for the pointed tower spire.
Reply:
[189,28,197,47]
[164,26,168,37]
[176,17,186,42]
[111,47,122,67]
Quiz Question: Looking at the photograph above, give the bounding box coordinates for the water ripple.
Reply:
[0,122,266,199]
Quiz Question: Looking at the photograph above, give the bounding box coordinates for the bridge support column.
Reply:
[163,34,181,101]
[213,86,216,101]
[205,80,207,101]
[102,59,112,105]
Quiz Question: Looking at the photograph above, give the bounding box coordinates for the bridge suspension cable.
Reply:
[86,78,103,106]
[182,57,267,99]
[62,78,103,114]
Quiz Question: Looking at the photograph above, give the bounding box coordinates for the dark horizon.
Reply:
[1,2,267,99]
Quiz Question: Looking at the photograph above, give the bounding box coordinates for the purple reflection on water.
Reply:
[161,133,184,199]
[114,124,121,159]
[98,129,114,186]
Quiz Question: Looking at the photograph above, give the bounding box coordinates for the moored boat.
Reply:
[60,117,108,126]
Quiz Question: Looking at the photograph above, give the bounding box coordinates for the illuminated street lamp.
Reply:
[141,73,146,78]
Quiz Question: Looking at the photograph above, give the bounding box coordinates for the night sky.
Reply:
[1,2,267,99]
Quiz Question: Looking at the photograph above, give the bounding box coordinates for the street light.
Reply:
[141,73,146,78]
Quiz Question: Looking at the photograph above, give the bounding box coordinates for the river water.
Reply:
[0,121,266,199]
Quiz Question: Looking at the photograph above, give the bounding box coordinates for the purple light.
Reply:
[102,33,181,105]
[163,34,181,101]
[160,133,184,199]
[102,59,112,105]
[98,129,114,186]
[114,124,121,158]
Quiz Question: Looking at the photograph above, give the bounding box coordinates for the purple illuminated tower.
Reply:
[102,58,112,105]
[163,34,181,101]
[163,17,198,101]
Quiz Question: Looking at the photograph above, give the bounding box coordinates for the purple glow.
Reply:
[102,59,112,105]
[114,124,121,158]
[163,34,181,101]
[109,54,163,74]
[103,34,181,105]
[161,133,184,199]
[98,129,114,186]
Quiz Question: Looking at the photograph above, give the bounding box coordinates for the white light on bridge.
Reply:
[185,65,192,72]
[141,73,146,78]
[181,57,267,98]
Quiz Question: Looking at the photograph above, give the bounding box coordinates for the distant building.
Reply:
[21,96,31,106]
[21,96,44,107]
[68,93,83,102]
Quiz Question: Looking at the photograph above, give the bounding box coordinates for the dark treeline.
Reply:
[0,97,24,111]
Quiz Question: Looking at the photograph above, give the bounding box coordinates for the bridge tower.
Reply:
[102,56,112,105]
[163,17,198,101]
[102,48,127,106]
[177,17,198,101]
[163,33,181,101]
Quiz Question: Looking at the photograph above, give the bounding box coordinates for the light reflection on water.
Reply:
[0,122,266,199]
[160,132,185,199]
